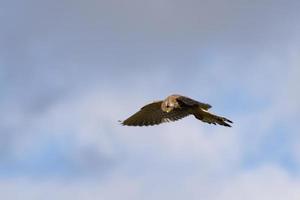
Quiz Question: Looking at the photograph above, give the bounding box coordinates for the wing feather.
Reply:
[176,96,212,110]
[122,101,191,126]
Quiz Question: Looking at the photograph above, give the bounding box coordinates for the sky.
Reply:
[1,0,300,199]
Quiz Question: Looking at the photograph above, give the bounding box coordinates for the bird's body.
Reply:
[121,94,233,127]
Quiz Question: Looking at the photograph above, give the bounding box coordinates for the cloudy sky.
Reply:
[1,0,300,199]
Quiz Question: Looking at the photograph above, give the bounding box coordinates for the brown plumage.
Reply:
[121,94,233,127]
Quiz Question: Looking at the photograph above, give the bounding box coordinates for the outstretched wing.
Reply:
[121,101,191,126]
[176,96,212,110]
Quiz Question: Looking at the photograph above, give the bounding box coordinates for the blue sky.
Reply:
[1,0,300,199]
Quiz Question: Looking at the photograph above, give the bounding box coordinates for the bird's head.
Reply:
[161,98,177,113]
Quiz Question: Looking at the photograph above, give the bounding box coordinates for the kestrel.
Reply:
[121,94,233,127]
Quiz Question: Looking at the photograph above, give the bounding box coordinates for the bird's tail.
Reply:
[194,108,233,127]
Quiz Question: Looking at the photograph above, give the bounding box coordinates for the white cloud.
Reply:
[0,165,299,200]
[217,165,300,200]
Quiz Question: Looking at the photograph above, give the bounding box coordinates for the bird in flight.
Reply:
[121,94,233,127]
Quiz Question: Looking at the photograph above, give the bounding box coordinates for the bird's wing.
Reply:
[176,96,212,110]
[121,101,190,126]
[194,108,233,127]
